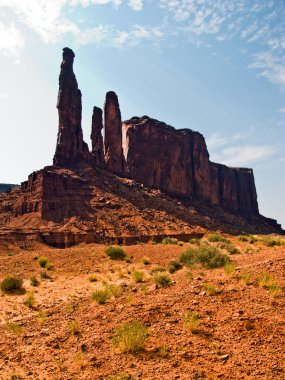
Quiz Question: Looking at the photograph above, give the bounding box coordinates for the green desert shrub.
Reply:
[40,270,51,280]
[153,272,171,287]
[220,243,240,255]
[224,263,236,278]
[105,283,122,298]
[142,256,150,265]
[180,245,230,269]
[92,289,110,304]
[24,291,35,308]
[189,238,200,245]
[161,237,178,245]
[207,233,230,243]
[105,246,126,260]
[257,271,281,297]
[0,275,23,293]
[30,276,39,287]
[88,275,98,282]
[132,270,145,283]
[183,311,200,333]
[150,265,166,274]
[263,236,284,247]
[167,260,182,274]
[37,257,49,268]
[238,235,258,244]
[112,321,148,353]
[203,284,217,296]
[6,321,22,335]
[67,320,80,335]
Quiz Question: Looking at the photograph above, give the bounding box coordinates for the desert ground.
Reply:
[0,234,284,380]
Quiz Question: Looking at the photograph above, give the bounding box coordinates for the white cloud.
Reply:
[206,133,228,149]
[249,51,285,87]
[129,0,143,11]
[0,21,25,60]
[112,25,163,47]
[212,145,276,167]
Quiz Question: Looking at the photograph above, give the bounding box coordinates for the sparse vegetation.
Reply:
[0,275,23,293]
[40,270,51,280]
[153,272,171,287]
[240,271,253,285]
[189,238,200,245]
[257,271,281,298]
[6,321,22,335]
[180,245,230,269]
[37,256,49,268]
[142,256,150,265]
[224,263,236,278]
[207,234,229,243]
[238,235,258,244]
[105,283,122,298]
[203,284,217,296]
[105,246,126,260]
[67,320,80,335]
[263,236,284,247]
[161,237,179,245]
[167,260,182,273]
[150,265,166,274]
[112,321,148,353]
[185,271,193,280]
[30,276,39,286]
[132,270,145,283]
[24,291,35,308]
[108,374,133,380]
[88,275,98,282]
[124,256,132,263]
[37,311,48,324]
[92,289,110,304]
[220,243,240,255]
[183,311,200,333]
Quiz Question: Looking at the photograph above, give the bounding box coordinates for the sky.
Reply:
[0,0,284,227]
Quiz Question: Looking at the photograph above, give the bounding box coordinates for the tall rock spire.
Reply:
[104,91,124,175]
[53,47,91,166]
[91,106,104,167]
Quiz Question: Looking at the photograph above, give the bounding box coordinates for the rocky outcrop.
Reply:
[122,116,258,214]
[53,47,91,166]
[104,91,124,176]
[91,106,104,167]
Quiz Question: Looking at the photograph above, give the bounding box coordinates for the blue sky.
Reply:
[0,0,284,227]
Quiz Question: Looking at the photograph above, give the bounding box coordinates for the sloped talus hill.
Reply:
[0,47,283,248]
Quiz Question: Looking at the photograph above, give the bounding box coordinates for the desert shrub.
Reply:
[37,311,48,324]
[189,238,200,245]
[6,321,22,335]
[220,243,240,255]
[167,260,182,274]
[161,237,178,245]
[258,271,281,297]
[112,321,148,353]
[185,271,193,280]
[207,234,229,243]
[153,272,171,287]
[150,265,166,274]
[30,276,39,287]
[203,284,217,296]
[239,235,258,244]
[263,236,284,247]
[224,263,236,278]
[0,275,23,293]
[37,257,49,268]
[180,245,230,269]
[177,241,184,246]
[40,270,51,280]
[9,374,21,380]
[124,256,132,263]
[108,374,132,380]
[132,270,145,283]
[88,275,98,282]
[67,320,79,335]
[92,289,110,304]
[105,283,122,298]
[24,291,35,308]
[105,246,126,260]
[183,311,200,333]
[142,256,150,265]
[240,271,253,285]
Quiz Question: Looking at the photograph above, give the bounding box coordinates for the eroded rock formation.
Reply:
[104,91,124,176]
[0,46,282,248]
[91,106,104,167]
[53,47,91,166]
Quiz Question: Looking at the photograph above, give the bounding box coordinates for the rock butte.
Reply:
[0,48,283,247]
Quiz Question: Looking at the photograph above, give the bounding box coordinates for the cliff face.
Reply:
[122,117,259,214]
[53,47,91,166]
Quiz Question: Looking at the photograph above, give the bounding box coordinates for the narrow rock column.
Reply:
[91,106,104,167]
[53,47,91,166]
[104,91,124,176]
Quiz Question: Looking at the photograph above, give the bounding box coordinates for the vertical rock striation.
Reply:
[122,116,259,214]
[53,47,91,166]
[91,106,104,167]
[104,91,124,176]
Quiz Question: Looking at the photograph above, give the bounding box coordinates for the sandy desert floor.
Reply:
[0,235,284,380]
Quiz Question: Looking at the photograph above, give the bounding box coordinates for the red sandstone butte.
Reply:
[91,106,104,167]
